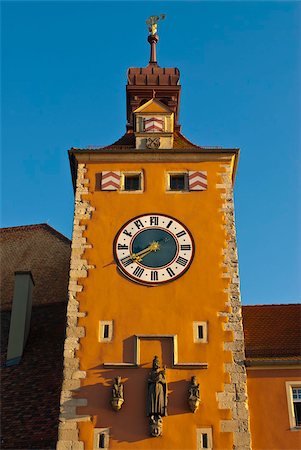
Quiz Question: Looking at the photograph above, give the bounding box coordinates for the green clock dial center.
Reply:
[132,229,177,268]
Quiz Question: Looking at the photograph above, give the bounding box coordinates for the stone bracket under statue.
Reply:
[103,335,208,369]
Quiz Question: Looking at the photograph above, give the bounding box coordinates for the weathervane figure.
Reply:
[146,14,166,64]
[146,14,166,36]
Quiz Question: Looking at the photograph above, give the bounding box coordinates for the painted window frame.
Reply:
[93,428,110,449]
[286,381,301,430]
[120,171,144,193]
[196,427,213,449]
[99,321,113,343]
[166,171,189,192]
[193,321,208,344]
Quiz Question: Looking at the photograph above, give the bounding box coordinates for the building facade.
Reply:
[57,21,252,450]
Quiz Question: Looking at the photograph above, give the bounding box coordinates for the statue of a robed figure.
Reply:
[147,356,167,437]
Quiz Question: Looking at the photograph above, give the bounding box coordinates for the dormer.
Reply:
[134,98,174,149]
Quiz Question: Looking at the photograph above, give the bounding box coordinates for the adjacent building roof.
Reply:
[0,224,71,449]
[1,303,66,449]
[242,304,301,363]
[0,224,71,311]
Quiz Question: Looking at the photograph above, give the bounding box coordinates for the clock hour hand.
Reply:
[122,241,160,263]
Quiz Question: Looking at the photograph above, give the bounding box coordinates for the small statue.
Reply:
[146,14,166,36]
[188,376,200,413]
[111,376,124,411]
[147,356,167,437]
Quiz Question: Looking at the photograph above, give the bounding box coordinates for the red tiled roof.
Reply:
[105,130,216,150]
[0,224,71,311]
[77,130,224,151]
[242,304,301,359]
[1,303,66,449]
[0,223,70,245]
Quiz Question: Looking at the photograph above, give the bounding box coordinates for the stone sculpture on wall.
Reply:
[147,355,167,437]
[111,376,124,411]
[188,376,200,413]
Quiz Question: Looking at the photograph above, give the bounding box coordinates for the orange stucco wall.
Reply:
[75,159,235,449]
[247,368,301,450]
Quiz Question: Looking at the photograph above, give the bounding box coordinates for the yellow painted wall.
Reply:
[75,160,234,449]
[247,368,301,450]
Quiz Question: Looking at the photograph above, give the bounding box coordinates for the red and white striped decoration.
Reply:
[101,171,121,190]
[188,171,208,191]
[144,116,164,132]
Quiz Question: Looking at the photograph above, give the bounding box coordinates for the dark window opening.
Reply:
[103,324,110,339]
[202,433,208,448]
[125,174,141,191]
[98,432,109,448]
[198,325,204,340]
[294,402,301,426]
[169,174,187,191]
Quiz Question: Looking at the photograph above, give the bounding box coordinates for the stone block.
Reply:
[233,403,249,420]
[220,420,239,433]
[224,383,235,393]
[233,431,251,447]
[72,370,87,379]
[218,401,232,410]
[223,322,242,332]
[217,392,235,404]
[72,442,84,450]
[238,420,249,432]
[60,390,73,403]
[64,348,75,359]
[229,372,247,384]
[70,269,88,279]
[58,421,77,430]
[56,440,73,450]
[233,351,246,363]
[64,358,80,369]
[62,379,81,391]
[67,326,85,338]
[67,316,78,327]
[224,362,245,374]
[58,429,79,441]
[68,284,83,293]
[63,368,74,380]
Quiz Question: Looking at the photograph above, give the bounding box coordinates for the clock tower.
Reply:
[58,17,252,450]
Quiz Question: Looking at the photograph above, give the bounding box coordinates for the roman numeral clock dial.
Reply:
[113,214,195,285]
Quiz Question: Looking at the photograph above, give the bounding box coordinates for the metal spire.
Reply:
[146,14,166,64]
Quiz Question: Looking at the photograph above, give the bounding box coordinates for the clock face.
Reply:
[113,213,194,286]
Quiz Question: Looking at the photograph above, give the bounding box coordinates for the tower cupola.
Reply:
[126,15,181,132]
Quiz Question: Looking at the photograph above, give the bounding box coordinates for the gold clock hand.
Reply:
[122,241,161,263]
[133,241,161,262]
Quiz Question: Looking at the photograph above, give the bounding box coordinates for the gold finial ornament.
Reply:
[146,14,166,35]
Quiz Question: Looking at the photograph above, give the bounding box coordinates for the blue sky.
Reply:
[1,1,300,305]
